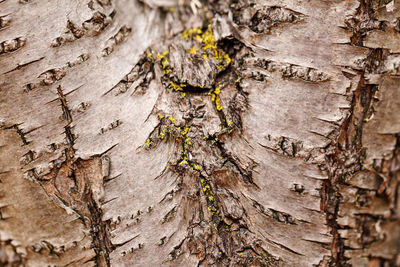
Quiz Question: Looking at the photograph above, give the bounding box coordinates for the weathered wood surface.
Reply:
[0,0,399,266]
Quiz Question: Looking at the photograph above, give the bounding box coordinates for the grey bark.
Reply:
[0,0,399,266]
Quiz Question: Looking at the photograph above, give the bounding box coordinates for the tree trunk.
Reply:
[0,0,399,266]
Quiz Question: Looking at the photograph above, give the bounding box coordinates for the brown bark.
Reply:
[0,0,399,266]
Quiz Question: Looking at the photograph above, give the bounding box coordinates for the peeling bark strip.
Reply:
[0,0,399,266]
[33,157,114,266]
[45,85,113,266]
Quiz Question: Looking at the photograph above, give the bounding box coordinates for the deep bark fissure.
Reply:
[36,85,115,267]
[317,0,396,264]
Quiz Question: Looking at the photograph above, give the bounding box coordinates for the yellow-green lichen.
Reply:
[181,125,190,136]
[161,58,169,69]
[179,160,188,166]
[157,50,169,59]
[200,176,220,219]
[209,85,223,111]
[180,24,231,72]
[188,46,198,54]
[181,28,202,41]
[168,81,187,92]
[201,25,216,51]
[146,138,152,147]
[168,115,177,125]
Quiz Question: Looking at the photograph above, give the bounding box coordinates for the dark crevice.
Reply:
[214,139,256,186]
[87,192,114,266]
[4,124,29,146]
[321,43,382,266]
[2,56,45,75]
[31,86,115,267]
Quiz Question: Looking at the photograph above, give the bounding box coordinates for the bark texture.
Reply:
[0,0,399,266]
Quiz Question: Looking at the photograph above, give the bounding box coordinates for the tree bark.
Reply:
[0,0,399,266]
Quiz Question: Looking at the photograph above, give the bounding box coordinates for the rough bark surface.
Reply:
[0,0,399,266]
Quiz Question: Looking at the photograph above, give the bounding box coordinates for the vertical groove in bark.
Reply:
[87,192,114,267]
[13,84,115,266]
[322,0,400,265]
[34,155,114,266]
[322,74,378,266]
[45,85,114,266]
